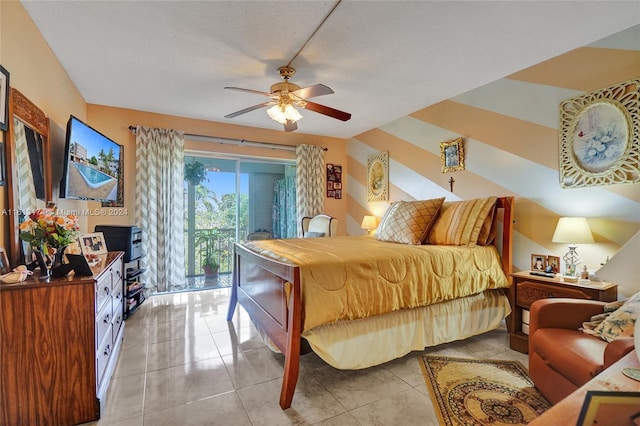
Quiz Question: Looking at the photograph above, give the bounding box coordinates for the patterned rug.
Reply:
[418,355,551,426]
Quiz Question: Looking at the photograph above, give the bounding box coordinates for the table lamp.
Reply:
[361,215,378,235]
[551,217,594,277]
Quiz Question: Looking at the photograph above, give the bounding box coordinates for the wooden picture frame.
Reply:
[546,255,560,274]
[531,254,546,271]
[367,151,389,202]
[559,78,640,188]
[440,137,465,173]
[0,246,10,275]
[577,391,640,426]
[0,65,9,131]
[79,232,108,256]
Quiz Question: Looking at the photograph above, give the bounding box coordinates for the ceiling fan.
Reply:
[224,66,351,132]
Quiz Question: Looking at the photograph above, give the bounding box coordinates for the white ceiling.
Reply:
[20,1,640,139]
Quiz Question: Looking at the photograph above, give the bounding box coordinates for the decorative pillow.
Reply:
[427,196,498,247]
[583,291,640,342]
[303,232,325,238]
[476,202,498,246]
[376,197,445,245]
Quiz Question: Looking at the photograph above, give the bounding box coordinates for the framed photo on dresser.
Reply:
[79,232,108,256]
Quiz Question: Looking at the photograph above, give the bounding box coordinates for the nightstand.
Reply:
[508,271,618,353]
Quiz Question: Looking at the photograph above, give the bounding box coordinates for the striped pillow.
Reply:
[377,198,445,245]
[427,196,498,247]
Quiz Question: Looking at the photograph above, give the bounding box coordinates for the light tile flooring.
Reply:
[88,288,529,426]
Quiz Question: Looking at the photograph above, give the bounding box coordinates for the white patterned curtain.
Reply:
[135,126,185,293]
[296,144,325,237]
[13,119,37,213]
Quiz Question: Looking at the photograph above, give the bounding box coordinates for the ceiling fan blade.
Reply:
[292,84,334,99]
[224,86,272,97]
[302,101,351,121]
[284,121,298,132]
[224,102,272,118]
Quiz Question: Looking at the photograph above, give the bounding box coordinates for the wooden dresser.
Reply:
[0,252,125,426]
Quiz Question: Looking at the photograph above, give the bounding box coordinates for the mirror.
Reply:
[5,88,52,266]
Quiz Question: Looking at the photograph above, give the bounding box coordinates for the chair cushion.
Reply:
[531,328,607,386]
[303,232,325,238]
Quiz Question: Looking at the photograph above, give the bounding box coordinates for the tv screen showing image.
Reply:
[60,116,123,203]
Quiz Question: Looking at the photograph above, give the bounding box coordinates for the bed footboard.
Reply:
[226,243,302,409]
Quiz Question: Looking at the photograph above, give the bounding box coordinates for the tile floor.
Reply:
[88,288,529,426]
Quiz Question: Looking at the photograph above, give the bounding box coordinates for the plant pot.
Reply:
[203,265,218,277]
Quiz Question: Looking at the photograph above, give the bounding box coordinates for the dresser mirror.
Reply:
[5,88,52,266]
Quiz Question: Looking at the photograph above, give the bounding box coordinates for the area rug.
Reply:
[418,355,551,426]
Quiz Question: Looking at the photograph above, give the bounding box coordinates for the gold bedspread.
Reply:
[243,236,509,332]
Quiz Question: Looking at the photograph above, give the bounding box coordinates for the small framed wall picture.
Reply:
[367,152,389,202]
[440,137,465,173]
[78,232,108,256]
[326,163,342,199]
[531,254,547,271]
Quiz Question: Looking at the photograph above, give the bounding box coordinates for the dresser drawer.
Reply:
[96,329,114,389]
[112,284,123,307]
[96,301,113,349]
[111,259,123,291]
[111,299,124,344]
[516,281,594,308]
[95,274,112,313]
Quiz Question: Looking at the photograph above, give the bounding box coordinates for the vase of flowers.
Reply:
[19,207,80,277]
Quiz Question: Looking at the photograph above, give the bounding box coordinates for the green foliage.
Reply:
[97,147,117,176]
[194,228,219,270]
[185,161,207,186]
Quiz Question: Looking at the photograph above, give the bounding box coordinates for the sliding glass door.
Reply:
[183,155,296,289]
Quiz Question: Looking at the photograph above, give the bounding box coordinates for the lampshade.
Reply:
[551,217,594,244]
[361,215,377,231]
[552,217,594,277]
[267,103,302,124]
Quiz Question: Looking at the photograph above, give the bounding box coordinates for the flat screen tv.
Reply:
[60,115,123,203]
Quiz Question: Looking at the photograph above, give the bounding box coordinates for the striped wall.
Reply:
[346,25,640,297]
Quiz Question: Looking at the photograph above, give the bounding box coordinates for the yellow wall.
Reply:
[346,25,640,296]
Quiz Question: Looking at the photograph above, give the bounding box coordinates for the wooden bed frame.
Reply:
[227,196,514,409]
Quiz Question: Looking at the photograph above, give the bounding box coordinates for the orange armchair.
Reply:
[528,298,635,404]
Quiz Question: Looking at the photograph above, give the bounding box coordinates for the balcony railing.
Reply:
[184,227,244,277]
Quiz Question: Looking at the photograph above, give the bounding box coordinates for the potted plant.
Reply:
[184,160,207,186]
[194,228,219,277]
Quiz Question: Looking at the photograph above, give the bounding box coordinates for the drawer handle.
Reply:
[103,314,111,324]
[104,344,111,357]
[104,287,110,295]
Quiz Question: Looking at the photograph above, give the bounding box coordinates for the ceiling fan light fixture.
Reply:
[267,103,302,124]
